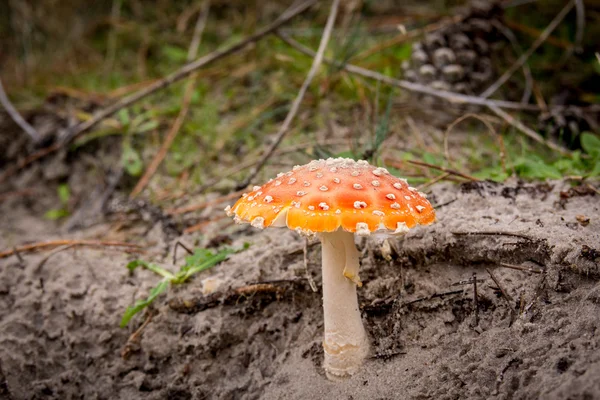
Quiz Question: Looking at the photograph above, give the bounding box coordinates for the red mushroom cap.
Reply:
[226,158,435,235]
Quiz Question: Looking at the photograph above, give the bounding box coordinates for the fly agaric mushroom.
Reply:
[225,158,435,379]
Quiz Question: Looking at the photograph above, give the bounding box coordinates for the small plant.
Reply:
[120,244,249,327]
[44,183,71,220]
[117,109,159,177]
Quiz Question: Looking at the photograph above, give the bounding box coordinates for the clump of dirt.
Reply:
[0,179,599,399]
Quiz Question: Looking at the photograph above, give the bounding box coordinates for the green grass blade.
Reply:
[120,279,170,327]
[126,260,175,280]
[178,248,236,283]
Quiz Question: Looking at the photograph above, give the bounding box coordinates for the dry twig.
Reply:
[472,272,479,326]
[166,189,245,215]
[385,158,480,182]
[183,215,230,234]
[0,188,38,202]
[238,0,341,189]
[573,0,585,52]
[480,0,575,99]
[63,0,317,144]
[121,313,154,360]
[0,77,41,143]
[276,31,597,114]
[486,267,514,305]
[442,113,505,172]
[488,104,569,155]
[35,244,76,273]
[452,231,534,240]
[492,20,533,104]
[499,262,543,274]
[0,0,318,184]
[416,172,451,192]
[130,1,211,198]
[352,14,464,61]
[0,240,143,259]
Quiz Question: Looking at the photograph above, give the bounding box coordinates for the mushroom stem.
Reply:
[320,230,369,380]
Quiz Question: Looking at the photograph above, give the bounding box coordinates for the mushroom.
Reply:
[225,158,435,380]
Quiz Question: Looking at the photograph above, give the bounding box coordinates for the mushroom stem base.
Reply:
[320,230,368,380]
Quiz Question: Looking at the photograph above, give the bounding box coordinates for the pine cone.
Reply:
[401,1,505,122]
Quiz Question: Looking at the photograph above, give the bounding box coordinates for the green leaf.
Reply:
[581,132,600,157]
[182,248,216,271]
[126,260,175,280]
[136,120,159,134]
[393,43,412,61]
[422,152,441,166]
[162,45,188,63]
[589,160,600,176]
[120,279,169,327]
[513,158,562,179]
[121,144,143,176]
[71,127,122,149]
[118,109,130,126]
[57,183,70,204]
[121,245,248,327]
[178,248,235,282]
[44,208,69,220]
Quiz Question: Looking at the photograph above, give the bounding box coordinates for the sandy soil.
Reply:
[1,178,599,400]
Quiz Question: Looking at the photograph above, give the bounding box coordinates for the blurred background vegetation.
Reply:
[0,0,598,211]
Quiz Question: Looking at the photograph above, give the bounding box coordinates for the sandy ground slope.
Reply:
[0,179,599,399]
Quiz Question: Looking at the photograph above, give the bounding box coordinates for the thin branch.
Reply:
[276,31,595,113]
[488,104,569,155]
[121,312,154,360]
[492,20,533,105]
[452,231,534,240]
[0,0,318,185]
[0,240,143,259]
[480,0,575,99]
[238,0,341,189]
[486,267,515,304]
[573,0,585,52]
[416,172,451,192]
[183,215,230,234]
[104,0,123,74]
[472,273,479,326]
[0,77,41,142]
[129,0,210,199]
[0,188,38,202]
[192,137,360,196]
[442,113,504,170]
[35,244,76,273]
[499,262,543,274]
[409,160,480,181]
[385,158,480,182]
[166,189,245,215]
[68,0,318,145]
[352,14,464,62]
[62,0,317,145]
